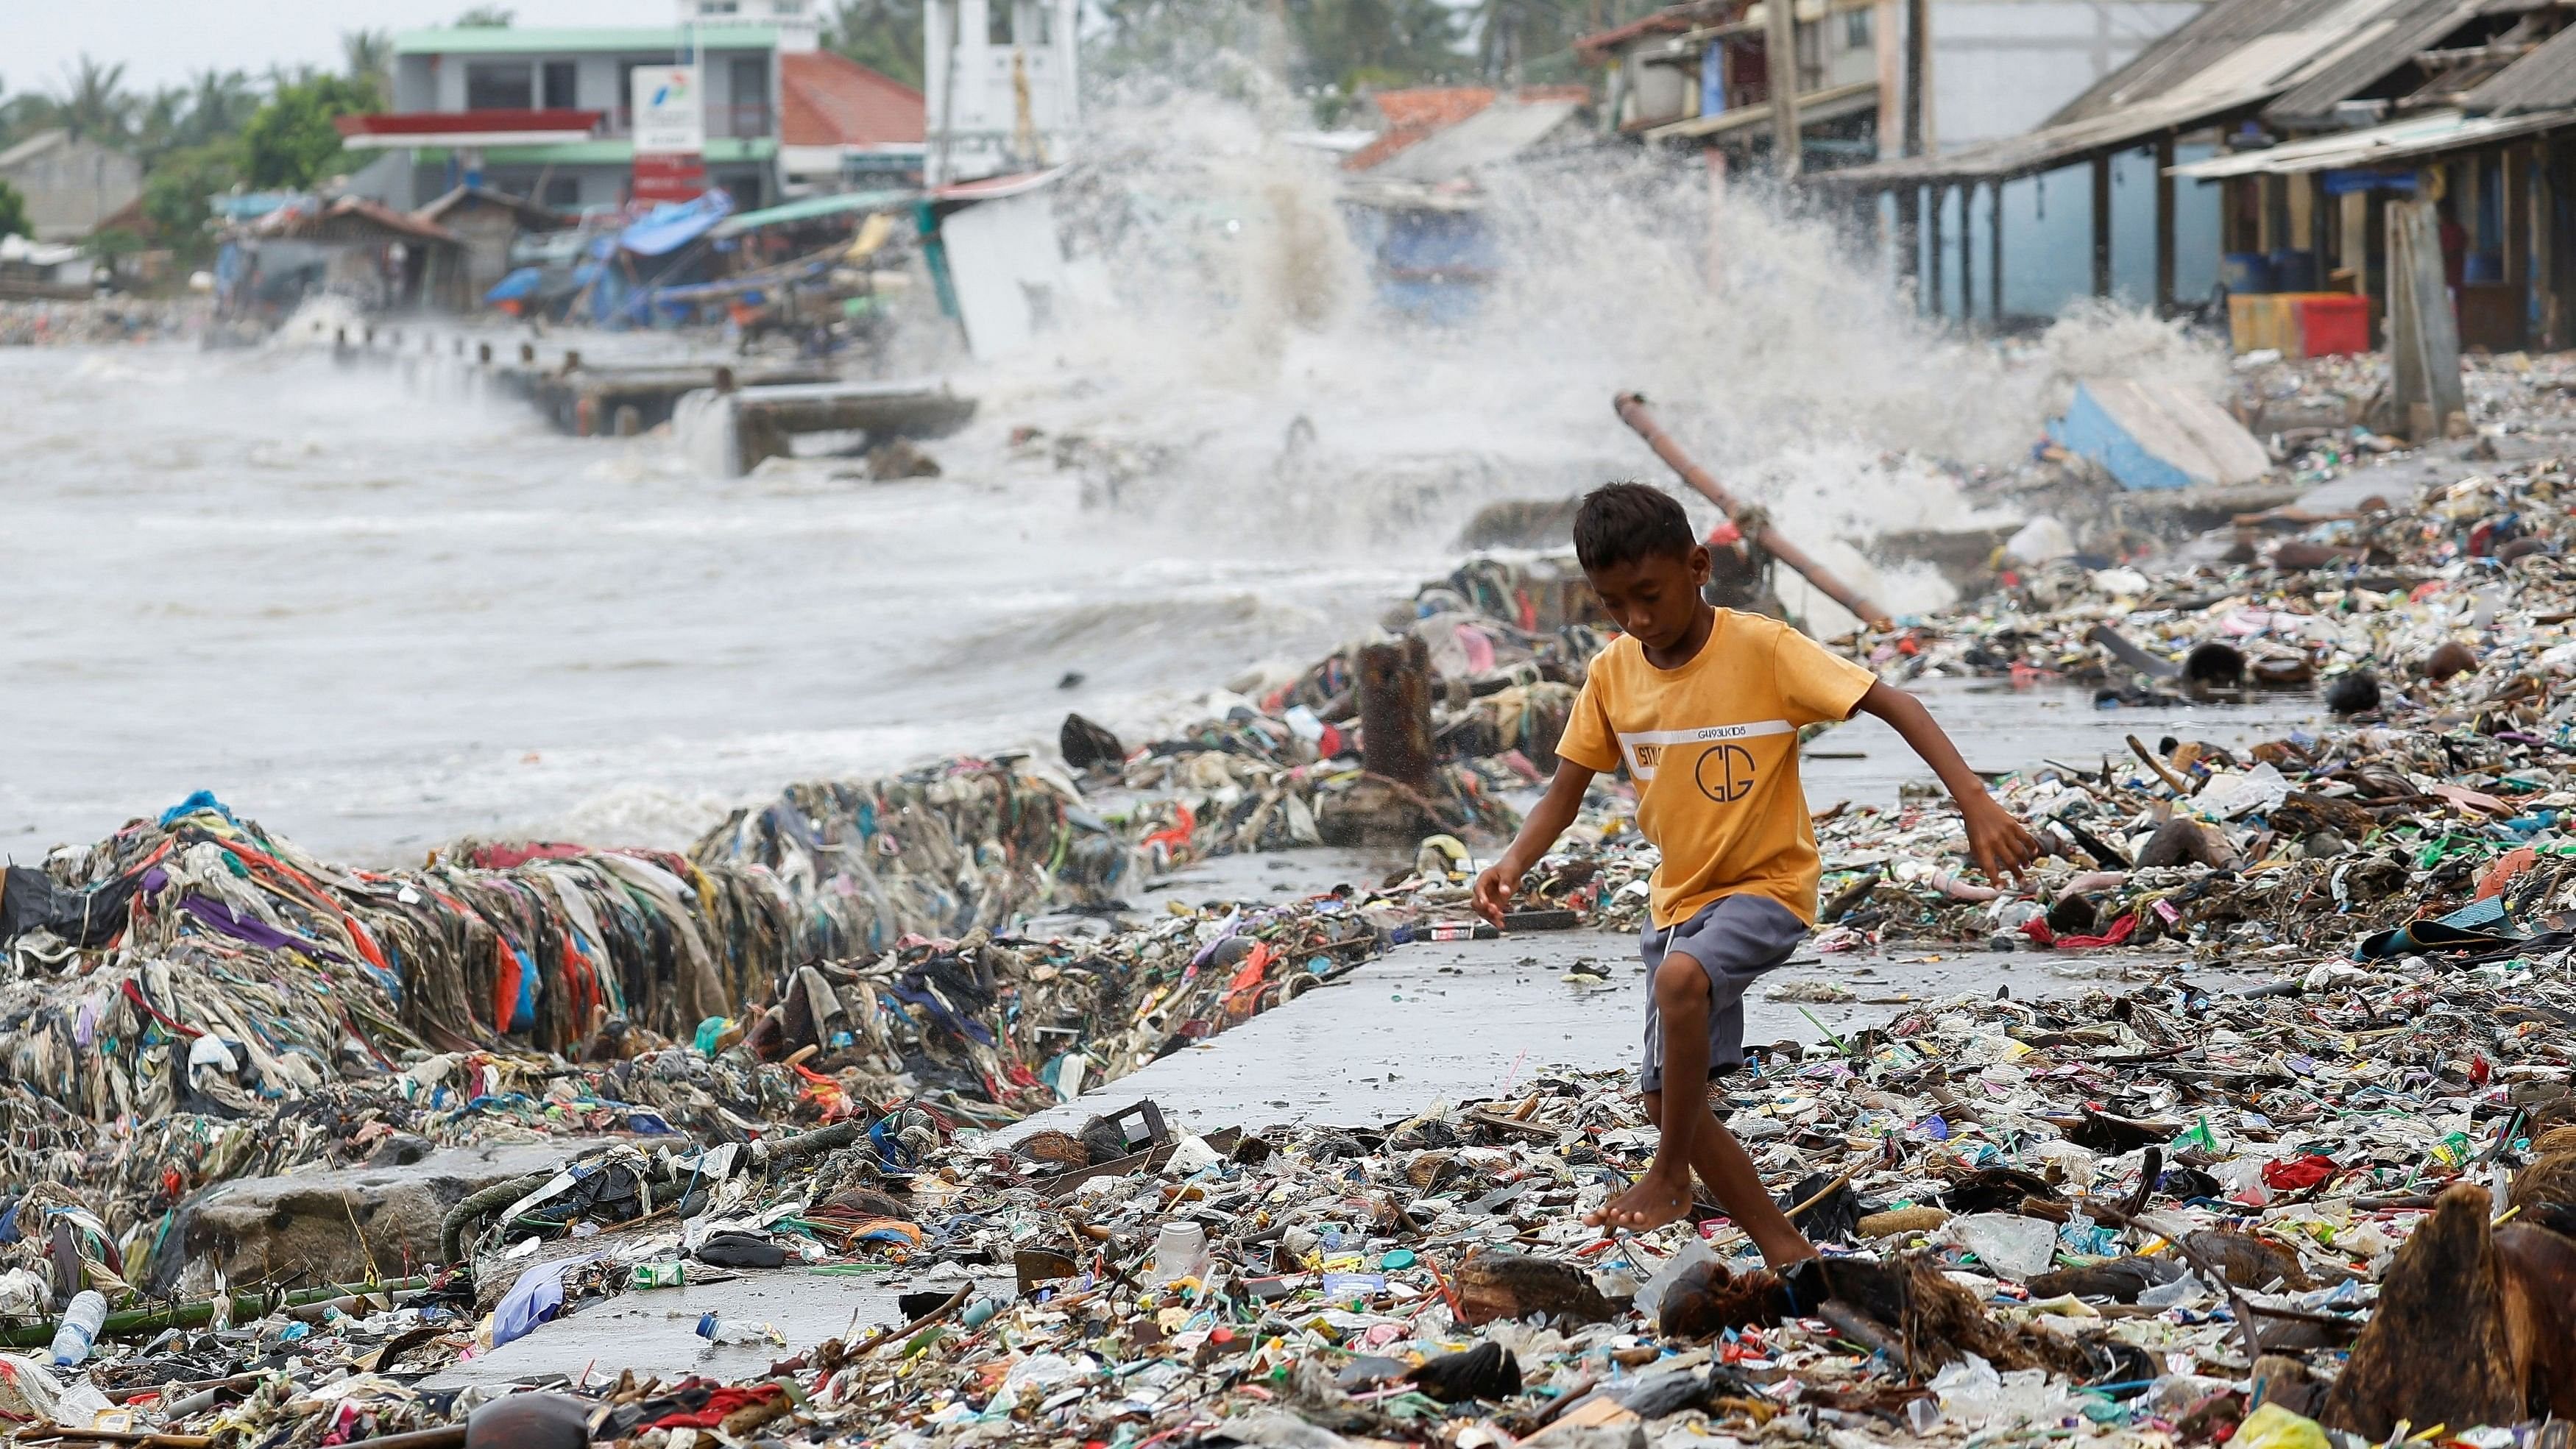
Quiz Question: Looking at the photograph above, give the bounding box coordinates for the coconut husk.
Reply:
[2495,1220,2576,1421]
[2321,1184,2523,1439]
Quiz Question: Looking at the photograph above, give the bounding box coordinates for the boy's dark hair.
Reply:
[1573,481,1695,573]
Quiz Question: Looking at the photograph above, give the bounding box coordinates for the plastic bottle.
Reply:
[50,1290,107,1367]
[1145,1221,1211,1286]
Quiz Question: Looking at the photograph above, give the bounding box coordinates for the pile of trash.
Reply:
[1499,447,2576,952]
[12,955,2572,1448]
[0,297,208,347]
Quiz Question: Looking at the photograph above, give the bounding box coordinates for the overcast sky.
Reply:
[8,0,668,94]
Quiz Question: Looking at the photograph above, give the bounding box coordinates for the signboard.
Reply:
[630,65,704,155]
[632,152,710,204]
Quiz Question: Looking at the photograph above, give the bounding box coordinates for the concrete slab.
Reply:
[425,1264,1014,1390]
[163,1138,615,1294]
[997,927,2269,1144]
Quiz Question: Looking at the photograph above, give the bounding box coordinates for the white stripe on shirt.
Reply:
[1617,720,1794,779]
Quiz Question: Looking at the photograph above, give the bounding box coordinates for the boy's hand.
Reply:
[1473,859,1525,927]
[1963,795,2039,886]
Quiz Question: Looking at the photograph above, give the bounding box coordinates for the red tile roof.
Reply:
[780,51,926,149]
[1342,85,1593,171]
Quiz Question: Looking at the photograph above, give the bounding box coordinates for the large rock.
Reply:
[152,1139,601,1294]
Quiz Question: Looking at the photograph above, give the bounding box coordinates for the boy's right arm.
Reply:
[1472,762,1596,926]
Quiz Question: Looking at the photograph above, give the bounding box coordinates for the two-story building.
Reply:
[355,1,924,213]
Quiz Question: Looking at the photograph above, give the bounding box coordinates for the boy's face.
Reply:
[1584,546,1712,651]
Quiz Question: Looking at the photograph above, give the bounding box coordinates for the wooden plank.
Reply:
[2156,133,2177,313]
[2387,193,2466,440]
[2092,153,2113,297]
[1766,0,1802,174]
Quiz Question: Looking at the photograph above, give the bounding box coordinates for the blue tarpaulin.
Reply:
[485,266,544,303]
[617,189,734,256]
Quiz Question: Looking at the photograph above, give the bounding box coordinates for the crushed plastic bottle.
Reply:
[49,1291,106,1368]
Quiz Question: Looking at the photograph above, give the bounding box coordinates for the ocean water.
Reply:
[0,343,1446,863]
[1,104,2236,866]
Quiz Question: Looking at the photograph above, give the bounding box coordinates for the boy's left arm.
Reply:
[1853,681,2039,885]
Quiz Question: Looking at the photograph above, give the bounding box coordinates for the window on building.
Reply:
[728,57,770,137]
[1035,1,1052,45]
[544,177,583,208]
[465,62,534,110]
[1842,7,1871,49]
[987,0,1014,46]
[542,61,577,109]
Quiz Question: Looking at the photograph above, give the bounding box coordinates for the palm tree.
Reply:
[184,69,261,144]
[342,30,396,104]
[52,55,134,146]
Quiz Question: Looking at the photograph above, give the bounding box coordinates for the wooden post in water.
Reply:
[519,343,536,364]
[2387,191,2466,440]
[1357,635,1435,793]
[477,342,492,365]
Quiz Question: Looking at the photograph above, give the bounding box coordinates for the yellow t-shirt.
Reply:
[1555,610,1880,929]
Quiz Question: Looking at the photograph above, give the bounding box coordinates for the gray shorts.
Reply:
[1639,893,1808,1094]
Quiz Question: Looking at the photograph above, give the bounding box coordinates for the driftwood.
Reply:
[2321,1185,2523,1438]
[1453,1253,1617,1327]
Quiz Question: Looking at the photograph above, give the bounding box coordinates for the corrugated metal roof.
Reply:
[2046,0,2357,125]
[2170,103,2576,173]
[1818,0,2437,188]
[392,26,777,55]
[2262,0,2480,124]
[1363,99,1586,182]
[2463,21,2576,113]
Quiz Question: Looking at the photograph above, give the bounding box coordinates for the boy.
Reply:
[1473,483,2037,1260]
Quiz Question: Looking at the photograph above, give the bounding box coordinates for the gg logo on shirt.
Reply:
[1694,743,1759,802]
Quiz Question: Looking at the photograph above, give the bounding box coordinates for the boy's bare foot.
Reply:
[1587,1166,1692,1230]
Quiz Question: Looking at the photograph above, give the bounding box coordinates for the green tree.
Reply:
[141,141,241,257]
[453,6,515,25]
[1287,0,1462,90]
[237,74,379,190]
[51,54,135,145]
[342,30,396,102]
[1470,0,1596,81]
[825,0,927,88]
[0,179,31,240]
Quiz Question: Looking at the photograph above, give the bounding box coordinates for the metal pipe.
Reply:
[1612,393,1894,630]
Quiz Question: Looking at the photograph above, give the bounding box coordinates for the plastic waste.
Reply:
[1945,1214,2058,1280]
[694,1314,787,1346]
[1145,1221,1211,1286]
[2235,1403,2332,1449]
[47,1292,105,1368]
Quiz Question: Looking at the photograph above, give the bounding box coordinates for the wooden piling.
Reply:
[1357,635,1436,791]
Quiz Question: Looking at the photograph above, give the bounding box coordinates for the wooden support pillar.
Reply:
[2338,188,2368,289]
[2505,141,2532,293]
[1766,0,1801,176]
[1959,182,1975,322]
[1895,185,1922,301]
[1989,179,2004,325]
[1928,183,1946,316]
[1874,0,1902,159]
[1706,146,1728,293]
[2154,134,2176,313]
[2307,171,2329,274]
[2091,153,2113,297]
[2540,140,2566,349]
[2388,191,2467,441]
[1903,0,1931,157]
